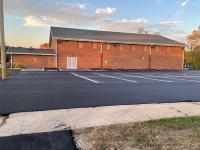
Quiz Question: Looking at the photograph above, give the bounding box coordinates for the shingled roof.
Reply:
[7,47,56,55]
[50,27,185,47]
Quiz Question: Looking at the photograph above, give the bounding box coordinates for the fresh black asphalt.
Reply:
[0,130,77,150]
[0,71,200,115]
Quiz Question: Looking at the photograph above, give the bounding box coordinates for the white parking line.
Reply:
[94,73,137,83]
[143,74,200,83]
[71,73,99,83]
[115,73,173,82]
[151,72,200,77]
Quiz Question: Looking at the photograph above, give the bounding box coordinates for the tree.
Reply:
[137,28,160,35]
[137,28,148,34]
[186,25,200,50]
[40,42,49,48]
[153,32,160,35]
[0,45,10,62]
[185,26,200,70]
[184,48,200,70]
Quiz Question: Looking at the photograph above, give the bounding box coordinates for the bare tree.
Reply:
[137,28,148,34]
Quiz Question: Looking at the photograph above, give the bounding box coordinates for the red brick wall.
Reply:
[103,44,149,69]
[57,41,101,69]
[50,38,57,49]
[57,40,184,70]
[151,46,183,70]
[12,55,56,68]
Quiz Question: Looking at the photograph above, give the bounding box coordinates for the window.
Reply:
[78,42,83,49]
[93,42,97,49]
[144,46,148,52]
[106,43,111,50]
[156,46,159,52]
[167,47,170,53]
[120,44,123,50]
[132,45,135,51]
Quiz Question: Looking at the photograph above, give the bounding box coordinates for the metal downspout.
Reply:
[56,40,58,68]
[11,53,12,68]
[101,41,103,69]
[149,45,152,70]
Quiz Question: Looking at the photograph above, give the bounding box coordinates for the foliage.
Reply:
[74,116,200,150]
[0,68,14,77]
[137,28,149,34]
[0,46,11,62]
[185,26,200,70]
[14,63,21,68]
[186,26,200,49]
[137,28,160,35]
[40,42,49,48]
[185,48,200,70]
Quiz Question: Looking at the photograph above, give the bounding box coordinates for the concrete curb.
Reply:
[0,102,200,137]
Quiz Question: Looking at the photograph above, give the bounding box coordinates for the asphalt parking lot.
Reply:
[0,71,200,115]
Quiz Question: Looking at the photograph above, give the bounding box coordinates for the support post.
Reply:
[0,0,6,80]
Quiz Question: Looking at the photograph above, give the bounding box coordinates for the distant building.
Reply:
[7,27,185,70]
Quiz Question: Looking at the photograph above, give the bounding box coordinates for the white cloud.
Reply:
[24,16,48,27]
[4,0,97,27]
[95,7,116,14]
[78,4,86,9]
[181,0,189,6]
[4,0,188,43]
[96,18,148,32]
[159,21,179,27]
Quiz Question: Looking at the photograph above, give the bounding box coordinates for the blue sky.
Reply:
[3,0,200,47]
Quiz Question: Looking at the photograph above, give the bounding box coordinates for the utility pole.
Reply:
[0,0,6,80]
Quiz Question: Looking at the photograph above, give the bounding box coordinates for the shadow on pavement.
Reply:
[0,130,78,150]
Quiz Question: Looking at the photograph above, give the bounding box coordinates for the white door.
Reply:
[67,57,77,69]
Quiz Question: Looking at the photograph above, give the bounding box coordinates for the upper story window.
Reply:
[78,42,83,49]
[93,42,97,49]
[106,43,111,50]
[144,46,149,52]
[167,47,170,53]
[120,44,123,50]
[156,46,159,52]
[132,45,136,51]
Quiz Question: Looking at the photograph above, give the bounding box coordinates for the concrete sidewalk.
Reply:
[0,102,200,137]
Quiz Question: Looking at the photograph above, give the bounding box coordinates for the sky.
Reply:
[3,0,200,47]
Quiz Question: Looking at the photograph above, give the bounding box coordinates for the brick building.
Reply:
[7,27,185,70]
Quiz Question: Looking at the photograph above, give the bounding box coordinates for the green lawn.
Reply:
[0,68,14,77]
[74,116,200,150]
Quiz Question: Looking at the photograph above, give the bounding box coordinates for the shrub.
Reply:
[14,63,21,68]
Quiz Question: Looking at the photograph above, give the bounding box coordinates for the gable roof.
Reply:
[7,47,56,55]
[50,26,185,47]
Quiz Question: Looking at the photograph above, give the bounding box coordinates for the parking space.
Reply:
[68,71,200,84]
[1,70,200,115]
